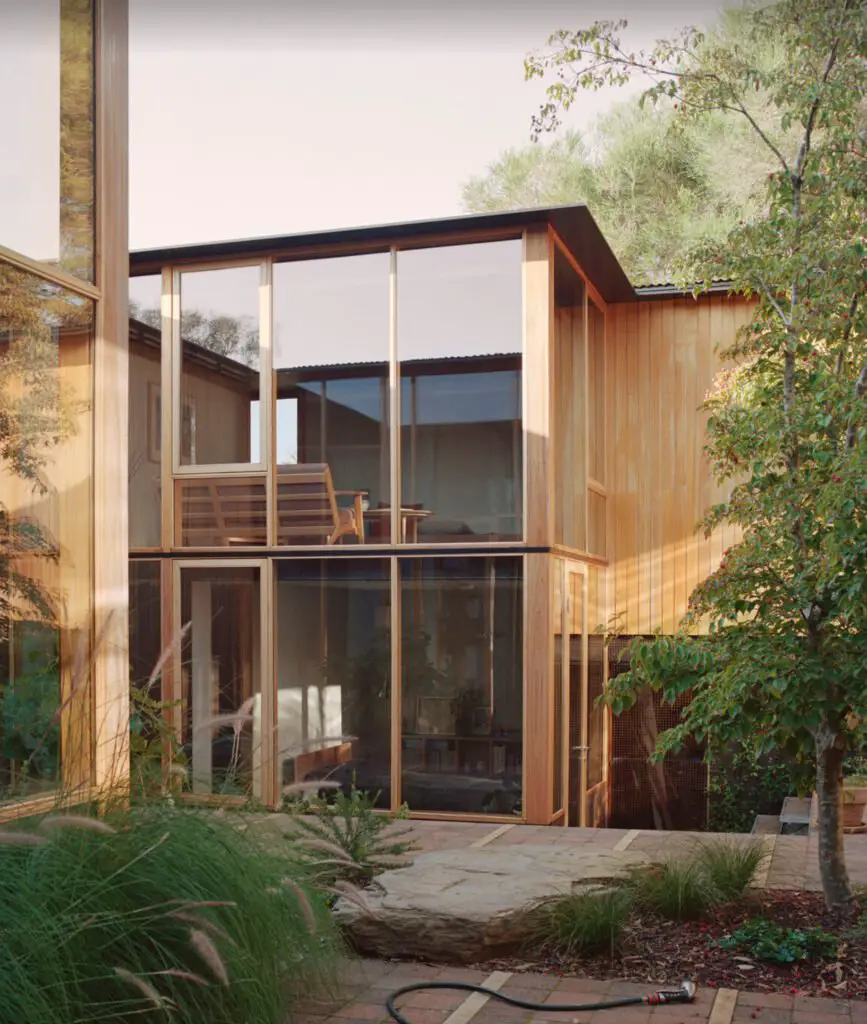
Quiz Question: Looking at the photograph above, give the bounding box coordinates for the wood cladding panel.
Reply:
[606,295,754,635]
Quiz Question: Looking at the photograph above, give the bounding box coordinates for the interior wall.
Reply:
[606,294,755,634]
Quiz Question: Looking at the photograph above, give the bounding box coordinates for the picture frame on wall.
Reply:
[147,383,196,463]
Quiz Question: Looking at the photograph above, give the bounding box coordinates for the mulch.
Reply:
[478,890,867,1001]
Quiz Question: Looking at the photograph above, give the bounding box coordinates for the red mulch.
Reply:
[479,890,867,1001]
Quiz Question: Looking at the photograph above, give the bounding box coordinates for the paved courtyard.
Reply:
[294,959,867,1024]
[395,821,867,892]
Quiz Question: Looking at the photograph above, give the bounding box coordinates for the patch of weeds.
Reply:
[695,838,768,902]
[716,918,838,963]
[287,785,418,885]
[525,886,633,958]
[629,859,717,921]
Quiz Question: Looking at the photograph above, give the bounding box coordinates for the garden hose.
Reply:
[385,979,697,1024]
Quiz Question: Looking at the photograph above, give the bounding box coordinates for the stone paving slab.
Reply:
[335,845,649,961]
[288,960,867,1024]
[399,822,867,892]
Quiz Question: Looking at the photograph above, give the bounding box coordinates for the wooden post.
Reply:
[91,0,130,800]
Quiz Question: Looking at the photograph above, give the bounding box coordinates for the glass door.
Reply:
[174,561,269,802]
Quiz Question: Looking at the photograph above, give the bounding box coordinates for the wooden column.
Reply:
[91,0,130,798]
[522,226,554,824]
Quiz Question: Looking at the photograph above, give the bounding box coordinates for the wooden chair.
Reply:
[176,477,267,546]
[276,463,365,545]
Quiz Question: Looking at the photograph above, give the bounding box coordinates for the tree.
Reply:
[464,7,802,284]
[527,0,867,914]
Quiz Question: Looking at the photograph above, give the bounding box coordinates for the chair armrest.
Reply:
[334,490,368,496]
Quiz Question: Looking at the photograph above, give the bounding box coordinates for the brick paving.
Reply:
[291,959,867,1024]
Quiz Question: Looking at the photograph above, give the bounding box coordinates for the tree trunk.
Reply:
[815,732,855,916]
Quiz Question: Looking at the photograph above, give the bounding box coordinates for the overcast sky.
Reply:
[0,0,727,259]
[129,0,727,250]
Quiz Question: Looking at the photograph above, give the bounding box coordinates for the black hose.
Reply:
[385,980,697,1024]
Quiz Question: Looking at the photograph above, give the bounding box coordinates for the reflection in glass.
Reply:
[0,262,94,802]
[129,274,162,548]
[180,567,261,797]
[273,255,389,544]
[0,0,95,280]
[400,557,522,814]
[276,560,391,808]
[178,266,261,467]
[397,242,522,542]
[553,248,586,549]
[176,477,267,548]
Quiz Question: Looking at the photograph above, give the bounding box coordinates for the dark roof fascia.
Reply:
[633,280,737,300]
[129,205,636,305]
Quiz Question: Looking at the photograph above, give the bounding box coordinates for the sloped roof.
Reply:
[129,205,636,305]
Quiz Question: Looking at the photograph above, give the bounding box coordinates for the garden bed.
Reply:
[478,890,867,1000]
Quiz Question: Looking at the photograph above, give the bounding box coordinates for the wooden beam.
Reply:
[523,227,552,547]
[523,552,553,823]
[91,0,130,799]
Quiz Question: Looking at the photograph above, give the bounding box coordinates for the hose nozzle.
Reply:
[645,981,697,1005]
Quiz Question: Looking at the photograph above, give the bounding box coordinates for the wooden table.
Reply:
[364,507,431,543]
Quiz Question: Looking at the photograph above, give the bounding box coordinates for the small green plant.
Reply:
[717,919,837,964]
[629,859,717,921]
[695,838,767,902]
[288,785,418,884]
[525,886,633,958]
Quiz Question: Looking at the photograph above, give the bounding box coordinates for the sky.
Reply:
[0,0,727,260]
[128,0,726,250]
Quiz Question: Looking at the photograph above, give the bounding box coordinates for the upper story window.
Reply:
[272,252,390,546]
[396,239,523,543]
[177,264,262,469]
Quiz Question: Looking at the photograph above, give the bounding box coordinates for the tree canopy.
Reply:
[526,0,867,913]
[464,7,805,285]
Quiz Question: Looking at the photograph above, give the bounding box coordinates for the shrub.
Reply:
[0,806,341,1024]
[695,838,767,901]
[708,745,806,833]
[629,858,717,921]
[717,919,838,963]
[525,886,633,958]
[287,786,418,885]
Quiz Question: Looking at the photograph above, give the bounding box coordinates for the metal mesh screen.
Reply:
[608,637,708,831]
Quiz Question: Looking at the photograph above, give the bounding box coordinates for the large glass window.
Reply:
[179,566,262,798]
[275,559,390,807]
[0,264,93,803]
[397,241,523,543]
[178,266,262,468]
[400,557,522,814]
[129,274,162,549]
[0,0,95,281]
[272,254,389,545]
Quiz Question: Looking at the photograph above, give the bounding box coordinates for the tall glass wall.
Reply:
[0,265,94,803]
[399,557,523,814]
[179,566,262,798]
[275,559,391,807]
[397,242,523,542]
[129,273,163,549]
[272,254,390,545]
[0,0,95,281]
